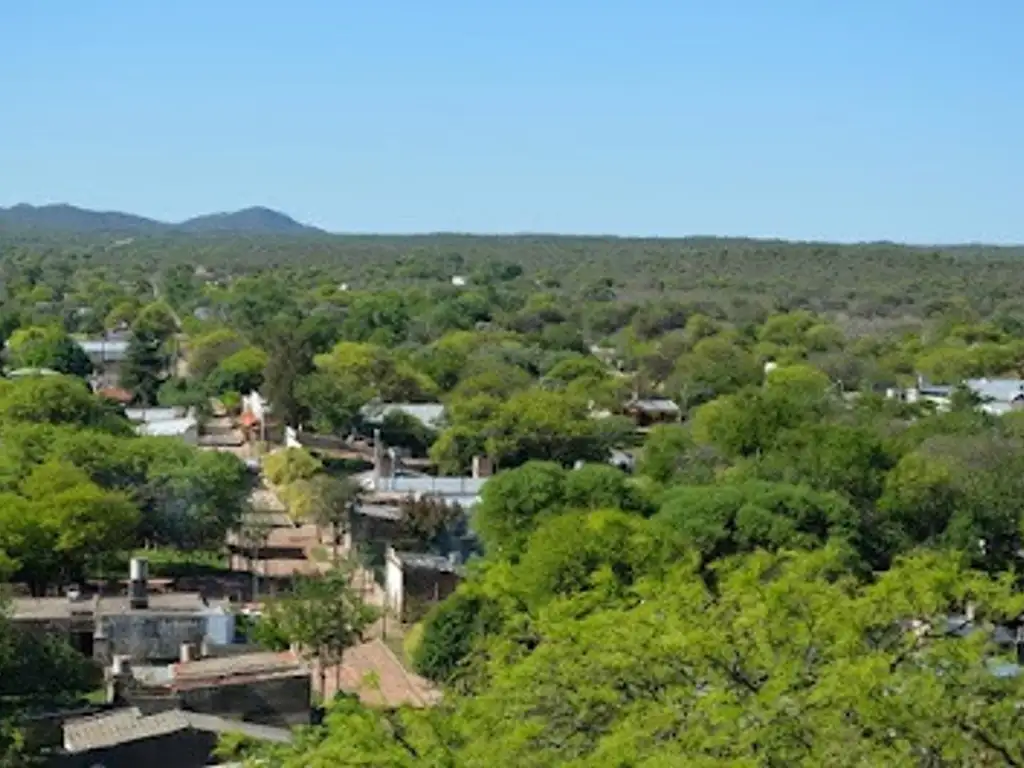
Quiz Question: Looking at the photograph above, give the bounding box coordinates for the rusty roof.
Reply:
[171,650,307,689]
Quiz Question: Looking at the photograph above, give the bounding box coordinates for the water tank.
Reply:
[204,609,235,646]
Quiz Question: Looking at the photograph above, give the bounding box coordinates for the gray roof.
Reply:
[12,592,225,621]
[393,551,464,574]
[360,473,485,501]
[357,504,404,522]
[360,402,446,429]
[64,708,189,752]
[965,378,1024,404]
[63,707,293,752]
[125,407,186,423]
[7,367,59,378]
[627,397,681,414]
[171,651,307,686]
[77,339,130,362]
[137,416,197,438]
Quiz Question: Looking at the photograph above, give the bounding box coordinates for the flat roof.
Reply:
[171,650,307,688]
[11,592,224,621]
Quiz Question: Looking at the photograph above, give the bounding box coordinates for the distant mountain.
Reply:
[178,206,321,235]
[0,203,322,235]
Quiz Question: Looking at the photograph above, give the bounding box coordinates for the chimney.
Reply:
[180,642,198,664]
[471,455,493,480]
[129,557,149,610]
[107,655,132,706]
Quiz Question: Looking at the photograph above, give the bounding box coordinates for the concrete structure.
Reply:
[356,438,491,510]
[54,707,292,768]
[12,559,233,664]
[623,396,682,427]
[385,547,465,623]
[122,650,313,728]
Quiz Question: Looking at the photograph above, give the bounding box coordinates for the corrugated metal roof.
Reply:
[77,339,130,361]
[172,650,306,685]
[125,407,186,423]
[360,402,446,428]
[966,378,1024,404]
[64,708,189,752]
[63,708,294,751]
[393,551,464,574]
[627,398,680,414]
[137,417,197,437]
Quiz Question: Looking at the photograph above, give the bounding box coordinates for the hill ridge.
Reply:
[0,203,322,235]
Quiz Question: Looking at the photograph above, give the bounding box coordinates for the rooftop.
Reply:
[170,650,307,689]
[63,707,293,753]
[125,406,186,423]
[12,592,224,621]
[77,339,130,361]
[626,397,681,414]
[360,402,446,429]
[137,416,197,438]
[357,473,486,500]
[391,550,464,574]
[965,378,1024,403]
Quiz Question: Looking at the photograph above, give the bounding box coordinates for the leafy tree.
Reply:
[120,331,168,405]
[263,321,314,428]
[656,480,853,568]
[256,565,378,695]
[263,447,322,487]
[473,461,567,558]
[5,325,92,377]
[207,345,267,394]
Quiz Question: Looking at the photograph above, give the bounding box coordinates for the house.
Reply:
[385,547,465,623]
[77,336,130,377]
[964,378,1024,415]
[126,407,199,444]
[894,377,1024,416]
[12,559,234,665]
[451,275,468,287]
[355,444,491,510]
[123,649,312,728]
[623,396,682,427]
[359,401,447,431]
[55,707,292,768]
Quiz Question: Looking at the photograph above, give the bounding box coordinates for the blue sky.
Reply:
[1,2,1021,242]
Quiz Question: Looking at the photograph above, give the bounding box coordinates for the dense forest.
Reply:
[5,221,1024,765]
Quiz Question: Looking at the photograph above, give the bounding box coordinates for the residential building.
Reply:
[54,707,292,768]
[123,649,312,728]
[385,547,465,622]
[12,559,234,665]
[622,396,682,427]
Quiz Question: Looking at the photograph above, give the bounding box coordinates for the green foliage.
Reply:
[5,325,92,377]
[263,447,322,486]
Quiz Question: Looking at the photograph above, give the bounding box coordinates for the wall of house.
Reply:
[100,614,208,664]
[400,569,462,623]
[175,675,311,728]
[385,558,405,619]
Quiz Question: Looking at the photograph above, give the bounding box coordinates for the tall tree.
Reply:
[255,564,378,695]
[263,321,314,428]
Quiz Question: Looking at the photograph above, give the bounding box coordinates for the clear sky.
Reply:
[1,2,1021,242]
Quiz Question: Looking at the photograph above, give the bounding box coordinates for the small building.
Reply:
[385,547,465,623]
[125,649,312,728]
[12,559,233,665]
[965,378,1024,415]
[356,445,491,510]
[77,337,131,387]
[623,396,681,428]
[56,707,292,768]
